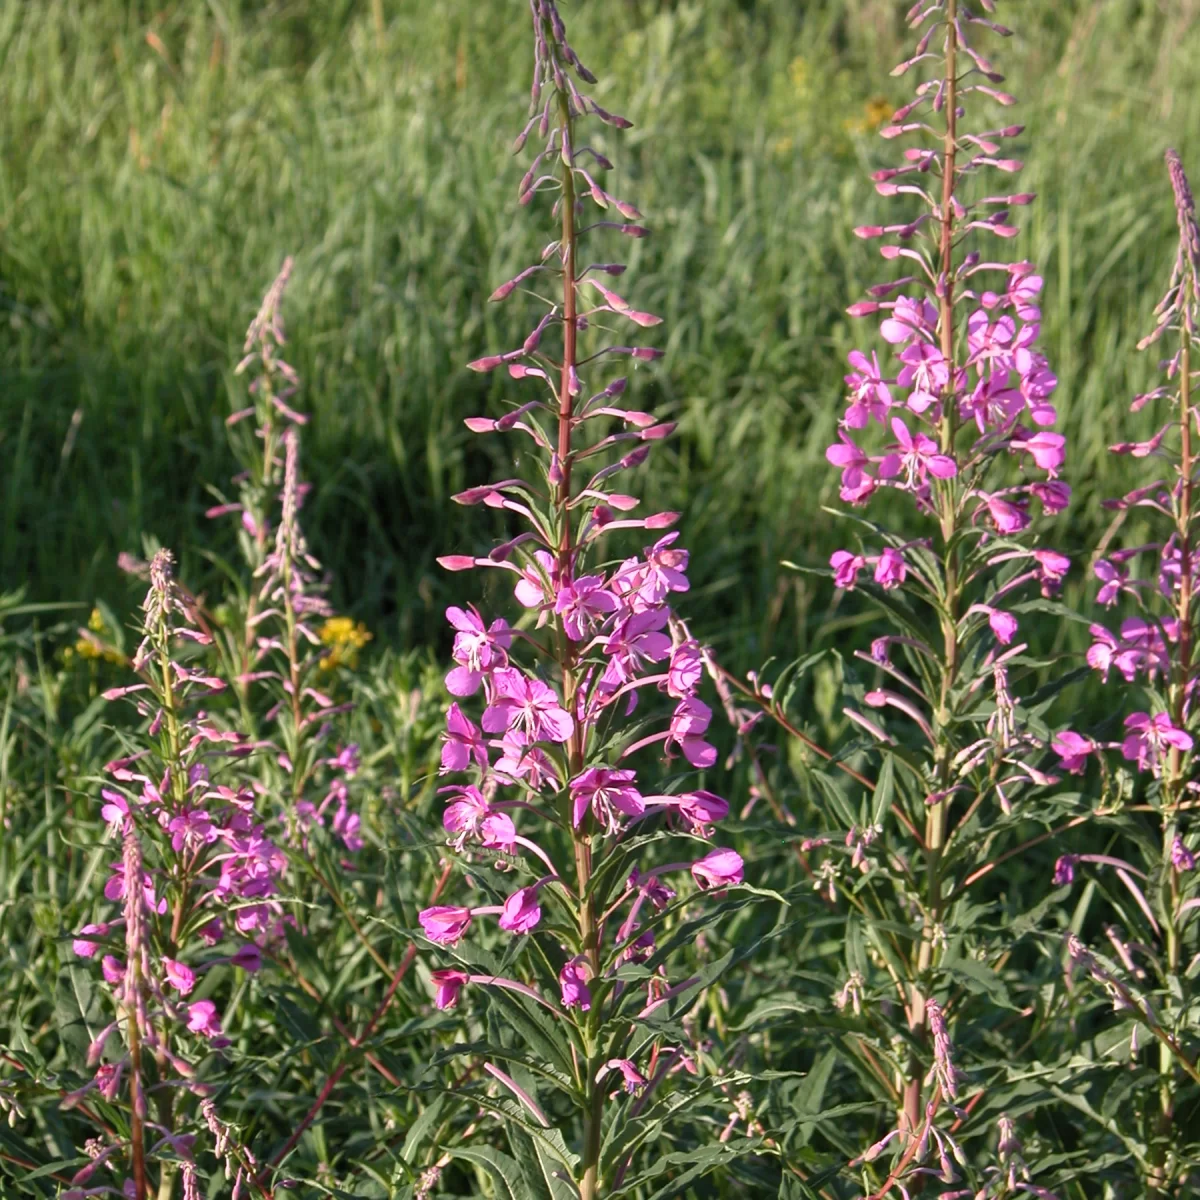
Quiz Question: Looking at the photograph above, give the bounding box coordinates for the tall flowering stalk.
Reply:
[820,0,1070,1186]
[427,4,747,1195]
[209,261,366,863]
[1054,150,1200,1196]
[68,550,280,1198]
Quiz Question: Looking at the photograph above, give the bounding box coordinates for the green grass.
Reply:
[1,0,1198,667]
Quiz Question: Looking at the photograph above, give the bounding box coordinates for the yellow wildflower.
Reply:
[844,96,894,135]
[319,616,373,671]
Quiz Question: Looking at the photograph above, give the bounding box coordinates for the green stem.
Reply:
[903,0,958,1145]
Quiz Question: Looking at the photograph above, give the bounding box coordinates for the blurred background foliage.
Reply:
[1,0,1198,670]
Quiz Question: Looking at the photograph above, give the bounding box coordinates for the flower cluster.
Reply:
[419,4,743,1194]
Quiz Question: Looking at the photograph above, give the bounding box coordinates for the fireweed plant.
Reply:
[59,267,444,1198]
[422,3,762,1196]
[67,548,279,1199]
[739,0,1080,1192]
[1052,151,1200,1195]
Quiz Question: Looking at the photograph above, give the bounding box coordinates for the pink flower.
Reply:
[420,906,473,946]
[844,350,892,426]
[988,609,1019,644]
[100,789,128,828]
[598,1058,648,1095]
[168,808,216,854]
[495,731,555,791]
[667,640,703,698]
[691,848,744,889]
[897,342,949,412]
[560,957,592,1010]
[483,668,575,743]
[232,944,262,973]
[441,703,489,773]
[186,1000,223,1039]
[73,923,108,958]
[498,886,542,934]
[1033,549,1070,595]
[1122,712,1193,775]
[880,296,936,345]
[637,533,691,604]
[1031,480,1070,514]
[431,968,470,1010]
[831,550,865,589]
[676,790,729,835]
[1053,855,1077,886]
[890,417,957,487]
[101,955,124,985]
[443,785,490,847]
[163,958,196,995]
[1052,731,1094,774]
[1094,560,1127,607]
[445,605,511,695]
[514,550,557,608]
[1172,837,1196,872]
[984,493,1030,535]
[668,698,717,768]
[826,431,871,494]
[554,574,619,641]
[1013,431,1065,475]
[601,608,672,690]
[571,767,644,834]
[874,547,907,590]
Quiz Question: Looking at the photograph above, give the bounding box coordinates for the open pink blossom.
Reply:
[889,417,957,488]
[668,698,718,768]
[445,605,512,695]
[73,923,109,958]
[844,350,892,426]
[441,703,489,773]
[676,789,729,835]
[598,1058,648,1095]
[874,547,907,590]
[554,574,619,641]
[571,767,644,833]
[1122,712,1193,775]
[186,1000,223,1039]
[482,667,574,743]
[513,550,557,608]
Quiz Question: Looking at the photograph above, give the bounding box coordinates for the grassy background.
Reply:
[2,0,1199,669]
